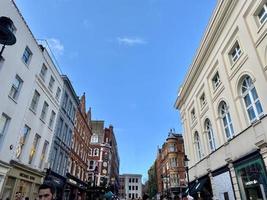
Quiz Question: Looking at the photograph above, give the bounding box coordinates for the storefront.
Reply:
[188,175,213,200]
[0,160,11,197]
[234,152,267,200]
[45,169,66,200]
[1,160,44,200]
[66,173,88,200]
[211,166,235,200]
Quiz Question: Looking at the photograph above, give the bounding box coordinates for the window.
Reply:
[67,100,73,116]
[89,160,95,170]
[57,152,63,172]
[241,76,263,122]
[204,119,216,152]
[16,125,31,158]
[39,141,49,168]
[52,147,58,170]
[22,46,32,65]
[48,76,55,91]
[191,108,196,123]
[48,110,56,129]
[55,87,61,100]
[40,64,47,81]
[91,134,98,143]
[94,148,99,156]
[129,178,131,183]
[56,118,63,138]
[136,186,138,190]
[129,186,131,190]
[229,42,242,63]
[200,93,206,107]
[258,3,267,25]
[40,101,49,121]
[63,123,68,142]
[62,92,69,110]
[170,157,177,168]
[29,134,41,164]
[0,113,10,136]
[194,132,202,160]
[9,75,23,100]
[219,101,234,140]
[30,90,40,112]
[168,143,177,152]
[212,72,221,90]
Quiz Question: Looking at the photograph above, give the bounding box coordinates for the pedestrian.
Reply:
[38,182,56,200]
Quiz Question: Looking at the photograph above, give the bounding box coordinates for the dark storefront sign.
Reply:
[45,170,66,200]
[234,152,267,200]
[66,173,88,200]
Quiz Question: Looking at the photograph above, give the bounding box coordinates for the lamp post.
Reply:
[184,155,190,196]
[0,16,16,59]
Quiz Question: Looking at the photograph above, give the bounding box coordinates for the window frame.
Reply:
[229,41,242,64]
[30,90,40,113]
[257,3,267,25]
[22,46,32,65]
[9,74,23,101]
[212,71,221,90]
[0,113,10,136]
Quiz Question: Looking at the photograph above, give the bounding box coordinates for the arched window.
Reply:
[241,76,263,122]
[94,148,99,156]
[204,119,216,152]
[91,134,98,143]
[194,132,202,160]
[219,101,234,140]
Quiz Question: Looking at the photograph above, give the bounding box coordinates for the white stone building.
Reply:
[175,0,267,199]
[0,0,63,199]
[119,174,142,200]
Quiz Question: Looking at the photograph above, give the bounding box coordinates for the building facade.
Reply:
[147,162,158,199]
[68,93,92,200]
[155,131,186,199]
[175,0,267,199]
[0,0,63,199]
[45,75,79,200]
[119,174,142,200]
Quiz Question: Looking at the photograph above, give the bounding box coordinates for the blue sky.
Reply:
[15,0,216,181]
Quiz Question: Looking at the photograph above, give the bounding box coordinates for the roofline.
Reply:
[61,75,79,105]
[175,0,237,109]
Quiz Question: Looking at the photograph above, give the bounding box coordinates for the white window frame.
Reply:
[194,132,203,160]
[205,119,216,152]
[9,74,23,101]
[200,93,207,108]
[40,64,48,81]
[48,76,55,92]
[40,101,49,121]
[241,76,264,123]
[55,87,61,100]
[219,101,234,140]
[212,71,221,90]
[30,90,40,112]
[22,46,32,65]
[0,113,10,136]
[48,110,56,129]
[230,42,242,63]
[191,108,196,123]
[258,3,267,25]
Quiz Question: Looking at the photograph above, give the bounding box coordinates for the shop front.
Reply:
[45,169,66,200]
[234,152,267,200]
[188,175,213,200]
[0,160,11,197]
[1,160,44,200]
[66,173,87,200]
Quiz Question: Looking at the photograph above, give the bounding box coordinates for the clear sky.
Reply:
[15,0,217,181]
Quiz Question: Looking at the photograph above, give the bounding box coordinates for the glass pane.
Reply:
[255,101,263,115]
[223,117,228,126]
[248,107,256,121]
[225,127,230,138]
[230,124,234,136]
[251,87,258,100]
[244,95,252,107]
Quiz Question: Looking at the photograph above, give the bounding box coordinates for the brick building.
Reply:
[155,130,186,199]
[68,93,92,200]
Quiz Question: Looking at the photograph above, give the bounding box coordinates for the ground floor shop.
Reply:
[45,169,66,200]
[66,173,87,200]
[0,160,44,200]
[0,160,10,197]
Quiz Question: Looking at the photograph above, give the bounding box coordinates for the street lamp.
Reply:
[0,16,16,58]
[184,155,190,195]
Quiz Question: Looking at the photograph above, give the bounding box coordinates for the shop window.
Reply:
[241,76,263,122]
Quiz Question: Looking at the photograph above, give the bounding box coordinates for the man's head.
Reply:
[38,182,56,200]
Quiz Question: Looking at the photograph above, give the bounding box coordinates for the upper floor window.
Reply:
[204,119,216,152]
[16,125,31,158]
[200,93,207,108]
[30,90,40,112]
[94,148,99,156]
[48,110,56,129]
[212,72,221,90]
[40,64,48,81]
[39,140,49,168]
[191,108,196,123]
[241,76,263,122]
[29,134,41,164]
[40,101,49,121]
[22,46,32,65]
[229,42,242,63]
[170,157,177,168]
[62,92,69,109]
[0,113,10,137]
[168,143,177,152]
[219,101,234,140]
[258,3,267,25]
[55,87,61,101]
[9,74,23,101]
[48,76,55,91]
[194,132,203,160]
[91,134,98,143]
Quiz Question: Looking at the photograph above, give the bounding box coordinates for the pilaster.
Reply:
[228,162,241,200]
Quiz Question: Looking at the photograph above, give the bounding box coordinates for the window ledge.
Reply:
[8,95,18,104]
[39,118,46,124]
[29,108,37,115]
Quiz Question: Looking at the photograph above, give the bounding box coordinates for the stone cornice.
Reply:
[175,0,237,109]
